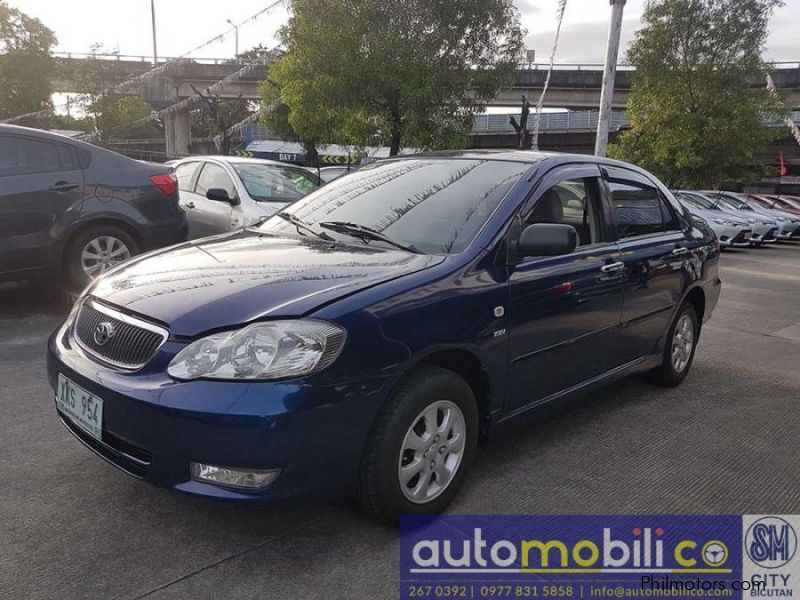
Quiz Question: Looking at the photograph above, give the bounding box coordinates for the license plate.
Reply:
[743,231,751,239]
[56,374,103,441]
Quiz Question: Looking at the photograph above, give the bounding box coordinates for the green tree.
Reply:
[610,0,785,188]
[0,1,56,120]
[271,0,524,155]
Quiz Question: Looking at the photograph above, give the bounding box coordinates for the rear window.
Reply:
[0,135,78,176]
[609,180,678,238]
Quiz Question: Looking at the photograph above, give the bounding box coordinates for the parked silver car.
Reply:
[694,192,778,246]
[675,192,752,248]
[172,156,321,239]
[719,192,800,240]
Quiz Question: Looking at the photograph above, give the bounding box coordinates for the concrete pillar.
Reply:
[595,0,626,157]
[165,108,191,159]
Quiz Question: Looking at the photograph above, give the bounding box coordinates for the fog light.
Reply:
[190,463,280,490]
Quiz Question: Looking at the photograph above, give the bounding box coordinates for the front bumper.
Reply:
[749,225,777,244]
[776,222,800,239]
[47,322,391,502]
[715,225,751,247]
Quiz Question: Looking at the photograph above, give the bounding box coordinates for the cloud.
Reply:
[514,0,542,15]
[524,18,640,63]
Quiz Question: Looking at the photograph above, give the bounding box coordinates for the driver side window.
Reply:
[526,178,601,247]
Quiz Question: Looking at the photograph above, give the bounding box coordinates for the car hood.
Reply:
[90,230,445,336]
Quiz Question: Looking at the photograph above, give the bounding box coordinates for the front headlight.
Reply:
[167,320,346,381]
[712,218,731,225]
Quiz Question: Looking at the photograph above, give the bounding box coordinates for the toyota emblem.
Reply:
[93,322,117,346]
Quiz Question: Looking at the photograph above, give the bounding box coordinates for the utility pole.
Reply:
[595,0,626,157]
[227,19,239,60]
[150,0,158,65]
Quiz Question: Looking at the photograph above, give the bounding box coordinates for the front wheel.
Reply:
[357,366,478,525]
[647,302,699,387]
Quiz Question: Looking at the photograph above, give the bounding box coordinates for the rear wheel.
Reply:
[357,366,478,525]
[64,225,138,293]
[647,302,699,387]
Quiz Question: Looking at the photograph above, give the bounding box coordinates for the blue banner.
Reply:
[400,515,798,600]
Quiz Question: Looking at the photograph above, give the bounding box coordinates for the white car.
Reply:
[172,156,321,239]
[675,192,752,248]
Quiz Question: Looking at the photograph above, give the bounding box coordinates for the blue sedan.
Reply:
[48,150,721,523]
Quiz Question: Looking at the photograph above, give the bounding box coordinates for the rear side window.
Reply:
[174,162,199,192]
[0,135,78,176]
[608,180,678,238]
[195,163,236,198]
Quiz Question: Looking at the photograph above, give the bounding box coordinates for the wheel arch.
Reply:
[61,217,144,258]
[411,348,494,442]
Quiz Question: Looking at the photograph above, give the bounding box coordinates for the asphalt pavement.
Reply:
[1,242,799,600]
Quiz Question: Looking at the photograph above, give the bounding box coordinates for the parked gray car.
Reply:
[675,192,752,248]
[695,192,778,246]
[172,156,321,239]
[718,192,800,240]
[0,124,187,293]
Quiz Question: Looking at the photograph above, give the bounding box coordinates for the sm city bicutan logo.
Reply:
[745,517,798,569]
[410,527,732,574]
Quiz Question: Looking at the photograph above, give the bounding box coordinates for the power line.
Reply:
[1,0,290,124]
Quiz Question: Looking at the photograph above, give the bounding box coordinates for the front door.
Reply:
[183,162,235,238]
[603,166,688,362]
[0,134,85,277]
[506,165,625,412]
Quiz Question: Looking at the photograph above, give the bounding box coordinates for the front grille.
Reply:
[73,300,168,370]
[732,230,752,243]
[764,228,777,241]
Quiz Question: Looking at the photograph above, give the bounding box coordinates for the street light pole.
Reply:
[595,0,626,157]
[227,19,239,60]
[150,0,158,65]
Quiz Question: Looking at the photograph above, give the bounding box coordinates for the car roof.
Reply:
[376,149,666,174]
[176,155,306,169]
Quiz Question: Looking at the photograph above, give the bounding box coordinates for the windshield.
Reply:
[232,163,320,203]
[257,158,531,254]
[680,192,718,210]
[716,196,752,211]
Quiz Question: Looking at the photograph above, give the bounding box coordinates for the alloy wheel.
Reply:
[671,313,695,373]
[80,236,131,279]
[398,400,467,504]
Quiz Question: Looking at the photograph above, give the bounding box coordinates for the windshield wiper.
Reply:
[319,221,424,254]
[274,212,334,241]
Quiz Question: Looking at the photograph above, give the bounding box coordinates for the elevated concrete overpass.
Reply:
[51,53,800,157]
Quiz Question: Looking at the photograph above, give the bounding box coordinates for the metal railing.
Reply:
[54,52,800,71]
[473,109,800,134]
[53,51,234,65]
[472,110,630,133]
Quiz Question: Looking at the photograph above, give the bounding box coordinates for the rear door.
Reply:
[603,166,688,362]
[0,134,85,276]
[182,161,236,238]
[506,164,626,411]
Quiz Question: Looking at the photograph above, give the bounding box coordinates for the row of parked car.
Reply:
[674,190,800,248]
[1,123,796,304]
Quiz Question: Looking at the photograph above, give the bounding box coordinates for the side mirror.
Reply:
[517,223,577,257]
[206,188,240,206]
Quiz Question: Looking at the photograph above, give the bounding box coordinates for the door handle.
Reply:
[671,247,689,257]
[49,181,79,192]
[600,261,625,274]
[184,202,196,209]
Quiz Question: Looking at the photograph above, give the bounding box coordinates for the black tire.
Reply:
[357,366,479,525]
[646,302,699,387]
[63,225,139,293]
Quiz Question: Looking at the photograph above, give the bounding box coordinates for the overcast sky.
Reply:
[9,0,800,64]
